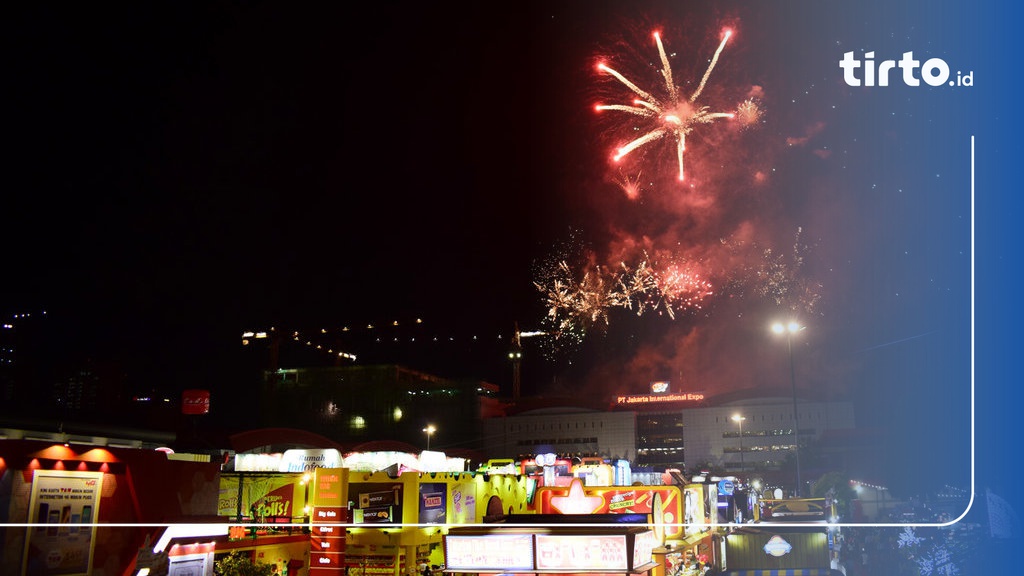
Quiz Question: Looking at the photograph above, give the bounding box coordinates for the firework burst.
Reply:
[595,28,739,183]
[613,169,645,200]
[753,227,823,315]
[534,251,715,335]
[735,98,763,128]
[653,262,714,318]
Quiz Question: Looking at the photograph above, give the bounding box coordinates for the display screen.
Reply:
[443,534,535,571]
[535,534,628,571]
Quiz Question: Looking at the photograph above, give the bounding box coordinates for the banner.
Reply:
[22,470,103,576]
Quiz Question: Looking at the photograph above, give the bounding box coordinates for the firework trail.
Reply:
[595,28,739,183]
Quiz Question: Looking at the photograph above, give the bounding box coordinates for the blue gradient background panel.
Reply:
[724,1,970,497]
[767,0,1022,569]
[625,0,1020,570]
[596,0,1009,541]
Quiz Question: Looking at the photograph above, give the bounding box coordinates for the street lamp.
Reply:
[771,320,805,497]
[731,414,746,474]
[423,425,436,451]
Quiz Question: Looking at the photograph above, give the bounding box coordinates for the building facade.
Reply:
[482,406,637,462]
[481,393,856,483]
[679,396,856,473]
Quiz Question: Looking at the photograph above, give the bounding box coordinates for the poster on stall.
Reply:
[21,470,102,576]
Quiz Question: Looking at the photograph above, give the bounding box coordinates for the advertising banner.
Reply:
[418,483,446,524]
[535,479,685,537]
[350,483,402,525]
[218,474,306,521]
[448,480,476,524]
[683,484,706,537]
[22,470,103,576]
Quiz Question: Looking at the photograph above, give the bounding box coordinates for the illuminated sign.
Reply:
[718,479,735,496]
[444,534,535,571]
[763,535,793,557]
[354,505,392,523]
[536,479,685,537]
[279,448,344,472]
[359,489,399,508]
[181,389,210,414]
[633,530,656,567]
[251,482,300,520]
[683,485,706,537]
[616,392,705,405]
[25,470,104,576]
[536,534,628,571]
[311,469,348,508]
[234,452,283,472]
[651,381,670,394]
[419,484,446,524]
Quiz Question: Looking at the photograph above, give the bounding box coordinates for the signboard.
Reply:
[419,483,446,524]
[233,452,284,472]
[312,468,348,508]
[633,530,656,567]
[535,534,628,571]
[359,489,398,508]
[615,392,705,405]
[218,473,306,520]
[353,506,393,523]
[22,470,103,576]
[683,485,706,536]
[717,479,735,496]
[310,468,348,576]
[444,534,535,572]
[251,482,303,522]
[279,448,344,472]
[535,479,685,537]
[763,535,793,557]
[181,389,210,415]
[350,483,402,524]
[449,480,477,524]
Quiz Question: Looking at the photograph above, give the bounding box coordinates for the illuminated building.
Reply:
[669,394,855,476]
[0,310,50,411]
[481,386,856,483]
[482,400,637,463]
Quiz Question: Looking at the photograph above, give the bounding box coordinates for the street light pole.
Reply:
[772,321,804,498]
[423,425,436,451]
[732,414,746,474]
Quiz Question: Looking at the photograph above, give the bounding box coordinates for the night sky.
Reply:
[3,1,1021,512]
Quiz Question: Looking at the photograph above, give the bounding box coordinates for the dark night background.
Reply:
[2,0,1020,529]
